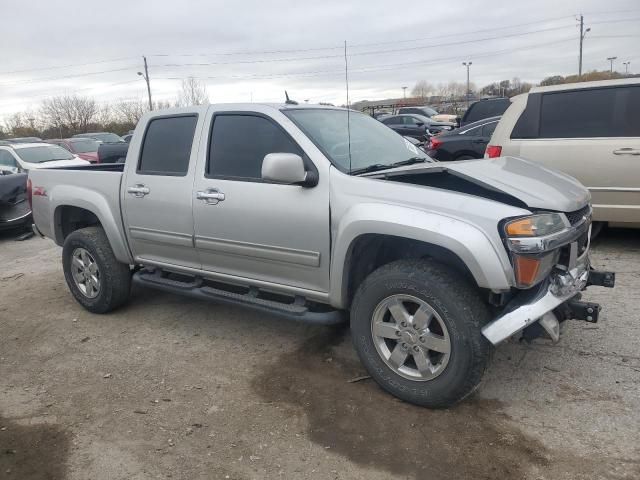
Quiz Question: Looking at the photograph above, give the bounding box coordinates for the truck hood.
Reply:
[364,156,590,213]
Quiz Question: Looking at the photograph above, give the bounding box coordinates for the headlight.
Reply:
[504,213,566,237]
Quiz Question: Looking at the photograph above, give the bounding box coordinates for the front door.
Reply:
[121,114,202,269]
[192,109,330,294]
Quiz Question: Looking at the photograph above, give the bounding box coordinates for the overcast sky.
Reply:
[1,0,639,119]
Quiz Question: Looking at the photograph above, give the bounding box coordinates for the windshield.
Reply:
[15,145,76,163]
[422,107,438,117]
[284,109,430,173]
[70,139,99,153]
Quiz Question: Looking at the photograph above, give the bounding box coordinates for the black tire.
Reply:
[590,221,605,240]
[350,259,492,408]
[455,154,476,160]
[62,226,131,313]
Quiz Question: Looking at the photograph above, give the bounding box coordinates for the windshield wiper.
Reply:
[390,156,430,167]
[350,157,431,175]
[350,163,392,175]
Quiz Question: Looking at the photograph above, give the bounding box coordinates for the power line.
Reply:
[154,36,576,82]
[0,57,137,76]
[0,66,138,87]
[149,25,576,71]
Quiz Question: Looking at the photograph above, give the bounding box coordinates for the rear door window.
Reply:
[539,88,616,138]
[481,121,498,137]
[138,115,197,175]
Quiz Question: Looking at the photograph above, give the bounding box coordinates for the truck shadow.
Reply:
[250,325,627,479]
[0,415,70,480]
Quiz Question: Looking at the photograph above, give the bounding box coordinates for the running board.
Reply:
[132,268,345,325]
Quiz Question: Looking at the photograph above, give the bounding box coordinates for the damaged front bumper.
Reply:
[481,256,615,345]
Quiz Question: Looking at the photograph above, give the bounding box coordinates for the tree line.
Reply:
[0,77,210,140]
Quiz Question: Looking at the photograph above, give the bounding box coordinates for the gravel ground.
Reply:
[0,228,638,480]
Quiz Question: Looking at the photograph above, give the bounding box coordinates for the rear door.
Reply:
[517,85,640,222]
[121,112,203,268]
[191,107,330,294]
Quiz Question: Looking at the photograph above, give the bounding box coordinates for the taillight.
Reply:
[429,137,443,150]
[27,178,33,210]
[485,145,502,158]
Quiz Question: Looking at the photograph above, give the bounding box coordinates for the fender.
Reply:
[329,203,515,308]
[50,184,133,264]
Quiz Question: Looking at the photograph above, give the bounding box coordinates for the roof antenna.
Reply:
[285,90,298,105]
[344,40,352,173]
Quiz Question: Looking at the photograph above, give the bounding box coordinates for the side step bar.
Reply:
[132,268,346,326]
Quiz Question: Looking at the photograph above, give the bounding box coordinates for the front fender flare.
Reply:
[329,203,514,308]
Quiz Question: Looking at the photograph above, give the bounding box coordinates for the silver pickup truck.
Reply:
[29,104,614,408]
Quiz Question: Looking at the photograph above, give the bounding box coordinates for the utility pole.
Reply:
[623,61,631,74]
[402,86,407,100]
[137,56,153,111]
[578,15,590,77]
[607,56,617,73]
[462,61,472,108]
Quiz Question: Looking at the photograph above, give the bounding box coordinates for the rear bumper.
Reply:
[0,211,32,231]
[482,256,615,345]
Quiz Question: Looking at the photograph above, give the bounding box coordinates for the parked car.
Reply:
[46,138,100,163]
[460,97,510,126]
[486,78,640,230]
[0,173,31,232]
[72,132,125,143]
[0,143,90,173]
[98,142,129,164]
[403,135,428,153]
[428,116,500,161]
[381,114,454,141]
[29,103,614,408]
[6,137,43,144]
[398,105,439,118]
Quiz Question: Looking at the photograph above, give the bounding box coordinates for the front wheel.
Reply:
[350,259,492,408]
[62,226,131,313]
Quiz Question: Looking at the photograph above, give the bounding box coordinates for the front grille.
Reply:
[565,205,591,226]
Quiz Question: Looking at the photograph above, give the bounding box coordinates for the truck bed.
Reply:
[29,166,131,263]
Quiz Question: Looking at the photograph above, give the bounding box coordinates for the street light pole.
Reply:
[578,15,590,77]
[623,61,631,74]
[607,56,617,73]
[137,56,153,111]
[402,86,407,100]
[462,62,472,108]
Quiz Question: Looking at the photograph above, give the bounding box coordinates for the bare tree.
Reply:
[40,95,98,133]
[176,77,209,107]
[114,100,147,125]
[411,80,434,101]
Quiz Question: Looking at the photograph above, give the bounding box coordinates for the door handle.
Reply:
[196,188,225,205]
[613,148,640,156]
[127,184,150,197]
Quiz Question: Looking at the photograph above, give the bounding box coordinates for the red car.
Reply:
[45,138,100,163]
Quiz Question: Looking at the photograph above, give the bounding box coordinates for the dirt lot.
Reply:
[0,229,639,479]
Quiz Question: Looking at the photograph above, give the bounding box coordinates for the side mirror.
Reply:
[262,153,317,187]
[415,122,425,127]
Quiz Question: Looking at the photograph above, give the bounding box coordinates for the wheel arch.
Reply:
[329,205,514,309]
[51,186,133,264]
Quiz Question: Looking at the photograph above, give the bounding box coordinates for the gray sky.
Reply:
[1,0,639,118]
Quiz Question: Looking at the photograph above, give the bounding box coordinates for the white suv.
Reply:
[486,78,640,230]
[0,143,89,174]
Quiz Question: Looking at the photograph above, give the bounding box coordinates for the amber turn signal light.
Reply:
[513,255,541,287]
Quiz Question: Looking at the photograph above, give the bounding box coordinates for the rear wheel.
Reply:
[350,259,492,408]
[62,226,131,313]
[455,154,475,160]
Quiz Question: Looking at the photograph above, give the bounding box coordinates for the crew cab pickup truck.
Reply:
[29,104,615,408]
